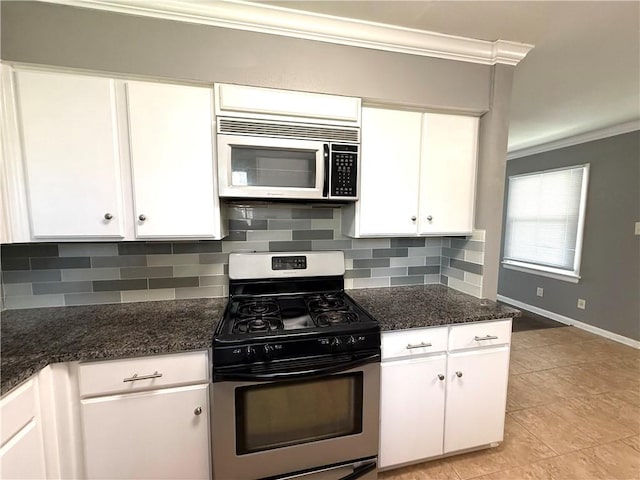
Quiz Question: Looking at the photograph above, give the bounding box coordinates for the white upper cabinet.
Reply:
[343,107,479,237]
[343,108,422,237]
[14,70,126,239]
[419,114,478,235]
[7,68,226,242]
[215,83,361,125]
[126,81,222,239]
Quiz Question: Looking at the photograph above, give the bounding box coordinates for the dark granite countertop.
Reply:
[1,285,519,396]
[347,284,520,331]
[1,298,226,395]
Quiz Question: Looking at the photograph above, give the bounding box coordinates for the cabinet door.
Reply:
[15,70,125,239]
[0,420,47,480]
[127,81,220,238]
[419,113,478,235]
[357,107,422,236]
[444,347,510,453]
[81,384,210,480]
[379,355,446,469]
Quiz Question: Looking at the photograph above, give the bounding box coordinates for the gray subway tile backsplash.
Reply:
[1,206,486,308]
[149,276,199,289]
[32,281,92,295]
[93,279,148,292]
[1,257,31,271]
[31,257,91,270]
[117,243,172,256]
[292,230,333,240]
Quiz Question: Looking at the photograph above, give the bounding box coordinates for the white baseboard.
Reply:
[497,295,640,349]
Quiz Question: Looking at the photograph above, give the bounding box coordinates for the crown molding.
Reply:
[43,0,533,66]
[507,120,640,160]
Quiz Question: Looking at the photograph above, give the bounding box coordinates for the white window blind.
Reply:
[503,164,589,279]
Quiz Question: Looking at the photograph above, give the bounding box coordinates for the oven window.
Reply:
[230,146,317,188]
[235,373,363,454]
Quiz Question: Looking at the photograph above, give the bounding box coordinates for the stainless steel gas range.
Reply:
[212,251,381,480]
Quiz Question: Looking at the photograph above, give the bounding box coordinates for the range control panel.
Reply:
[330,144,358,198]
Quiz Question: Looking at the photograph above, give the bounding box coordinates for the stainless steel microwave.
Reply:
[216,117,360,201]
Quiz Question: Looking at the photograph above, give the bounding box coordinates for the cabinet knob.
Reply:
[437,374,445,381]
[104,213,113,220]
[194,407,202,416]
[456,371,463,378]
[138,214,147,222]
[411,216,417,222]
[427,215,433,222]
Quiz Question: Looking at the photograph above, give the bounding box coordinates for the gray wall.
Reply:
[498,131,640,341]
[1,1,491,113]
[1,1,513,300]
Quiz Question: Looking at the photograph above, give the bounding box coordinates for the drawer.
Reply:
[78,350,209,397]
[448,319,512,351]
[382,326,448,360]
[1,378,37,446]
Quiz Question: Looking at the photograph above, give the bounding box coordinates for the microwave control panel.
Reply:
[330,144,358,198]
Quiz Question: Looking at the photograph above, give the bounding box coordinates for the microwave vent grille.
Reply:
[218,118,360,143]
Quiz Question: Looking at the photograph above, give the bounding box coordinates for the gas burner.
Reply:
[306,294,347,313]
[238,300,280,318]
[233,316,282,334]
[315,311,358,327]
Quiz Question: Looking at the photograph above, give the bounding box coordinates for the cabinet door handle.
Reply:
[138,214,147,222]
[456,371,463,378]
[194,407,202,416]
[406,342,432,349]
[123,371,163,383]
[474,335,499,341]
[104,213,113,220]
[411,216,417,222]
[426,215,433,221]
[437,374,445,381]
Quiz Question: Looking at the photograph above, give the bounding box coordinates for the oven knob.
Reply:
[346,335,356,346]
[263,344,275,359]
[330,337,343,350]
[245,346,256,362]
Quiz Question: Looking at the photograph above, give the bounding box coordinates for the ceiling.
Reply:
[261,1,640,153]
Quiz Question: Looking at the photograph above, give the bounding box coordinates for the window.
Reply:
[502,164,590,282]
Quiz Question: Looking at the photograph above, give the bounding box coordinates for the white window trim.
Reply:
[502,163,590,284]
[502,260,580,283]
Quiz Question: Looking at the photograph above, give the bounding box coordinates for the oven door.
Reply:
[212,361,380,480]
[217,134,327,199]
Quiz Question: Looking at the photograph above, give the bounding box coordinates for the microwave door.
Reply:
[217,135,325,199]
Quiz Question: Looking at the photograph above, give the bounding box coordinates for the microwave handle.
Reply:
[322,144,330,197]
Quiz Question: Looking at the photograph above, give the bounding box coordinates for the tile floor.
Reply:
[379,326,640,480]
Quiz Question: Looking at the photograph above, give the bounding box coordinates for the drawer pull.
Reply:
[474,335,499,341]
[123,371,163,383]
[406,342,432,349]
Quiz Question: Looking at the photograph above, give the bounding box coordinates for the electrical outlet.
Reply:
[536,287,544,297]
[577,298,586,310]
[635,222,640,235]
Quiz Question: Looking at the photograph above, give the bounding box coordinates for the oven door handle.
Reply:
[339,460,377,480]
[215,353,380,382]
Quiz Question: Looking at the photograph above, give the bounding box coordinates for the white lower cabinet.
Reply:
[443,347,510,453]
[81,384,210,480]
[78,350,211,480]
[0,379,47,480]
[379,320,512,471]
[379,355,446,468]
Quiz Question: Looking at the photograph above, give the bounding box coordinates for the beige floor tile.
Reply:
[544,436,640,479]
[378,459,461,480]
[510,348,559,374]
[553,394,640,437]
[473,460,557,480]
[445,417,555,479]
[511,330,553,351]
[551,361,637,395]
[534,326,600,345]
